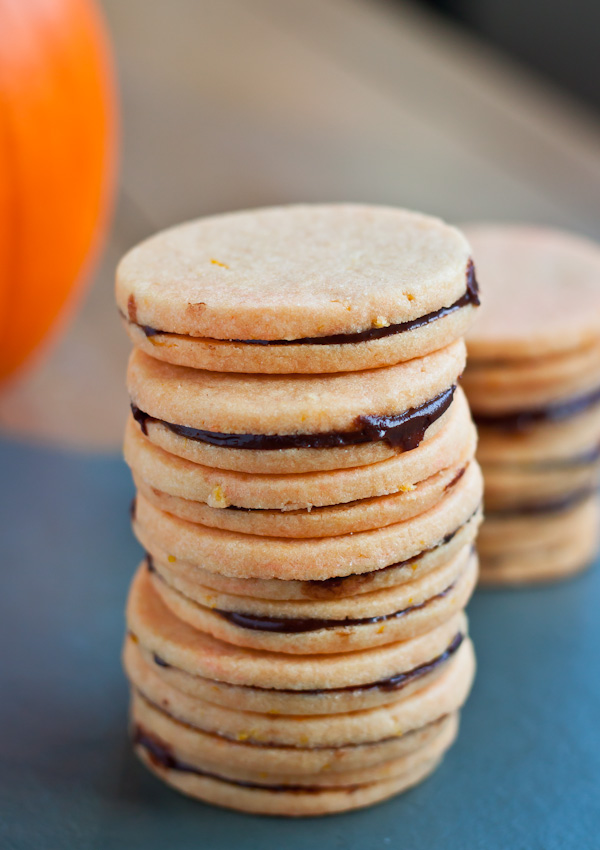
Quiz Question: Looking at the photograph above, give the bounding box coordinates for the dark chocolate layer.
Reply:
[215,580,456,633]
[131,385,455,451]
[475,385,600,432]
[127,259,479,347]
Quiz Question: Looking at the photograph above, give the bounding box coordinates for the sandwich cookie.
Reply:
[117,204,478,374]
[130,696,460,816]
[127,341,465,475]
[479,504,600,584]
[127,567,469,698]
[131,691,459,773]
[478,492,597,556]
[127,626,475,747]
[125,633,464,716]
[138,506,482,602]
[123,385,475,511]
[145,546,477,653]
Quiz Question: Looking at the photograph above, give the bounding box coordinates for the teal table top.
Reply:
[1,437,598,849]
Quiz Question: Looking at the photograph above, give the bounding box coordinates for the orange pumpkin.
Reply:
[0,0,116,383]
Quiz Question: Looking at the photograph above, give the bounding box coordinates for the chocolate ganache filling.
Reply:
[127,259,479,346]
[475,384,600,432]
[131,385,455,451]
[214,579,457,633]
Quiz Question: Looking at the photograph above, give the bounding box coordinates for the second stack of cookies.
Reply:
[118,204,483,815]
[463,225,600,584]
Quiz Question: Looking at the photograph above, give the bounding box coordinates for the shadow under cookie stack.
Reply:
[463,225,600,584]
[117,204,483,816]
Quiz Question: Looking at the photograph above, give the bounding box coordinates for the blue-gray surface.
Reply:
[1,437,599,850]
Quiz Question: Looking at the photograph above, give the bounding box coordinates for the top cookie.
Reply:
[116,204,477,373]
[464,224,600,361]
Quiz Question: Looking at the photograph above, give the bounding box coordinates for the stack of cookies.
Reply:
[116,205,483,815]
[463,224,600,584]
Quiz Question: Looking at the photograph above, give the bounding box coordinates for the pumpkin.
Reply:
[0,0,116,383]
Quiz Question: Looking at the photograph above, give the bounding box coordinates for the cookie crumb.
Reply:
[207,485,230,508]
[398,483,415,493]
[372,316,388,328]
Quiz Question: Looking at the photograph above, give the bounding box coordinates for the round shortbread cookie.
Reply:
[134,458,472,539]
[464,224,600,361]
[124,386,475,511]
[132,459,483,581]
[127,342,465,459]
[127,635,475,747]
[127,568,468,691]
[131,690,458,777]
[116,204,476,374]
[478,493,598,556]
[480,498,599,583]
[125,630,464,715]
[481,458,600,511]
[132,692,458,775]
[147,551,477,654]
